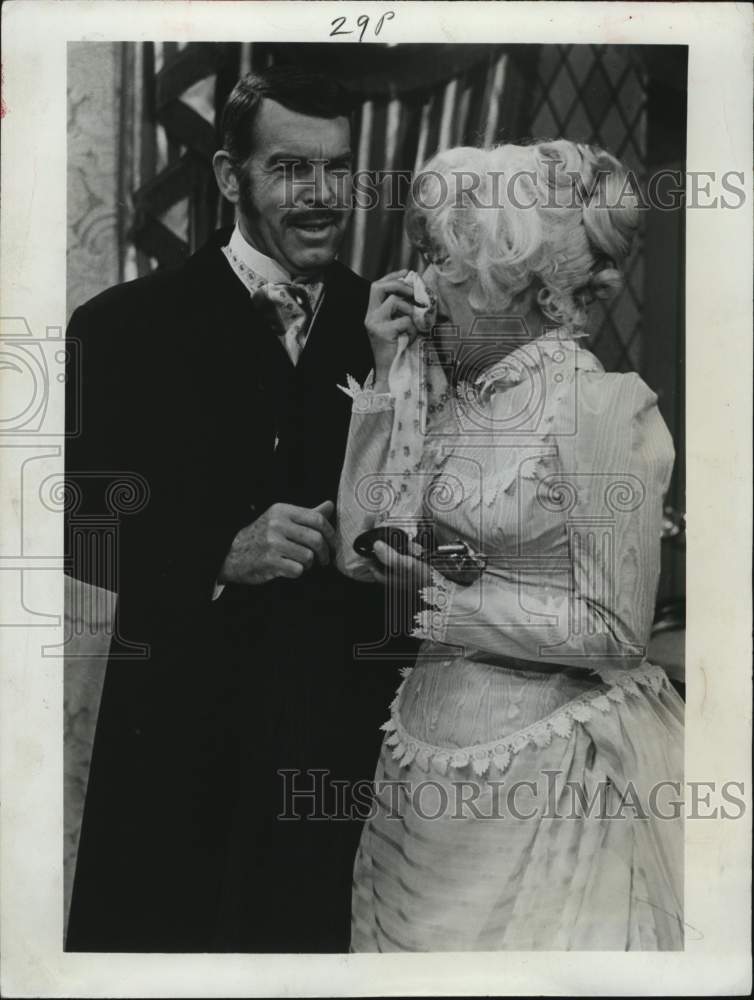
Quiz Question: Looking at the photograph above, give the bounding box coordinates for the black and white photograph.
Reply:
[63,36,690,955]
[0,1,751,996]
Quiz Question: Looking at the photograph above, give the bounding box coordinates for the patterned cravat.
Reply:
[223,243,323,365]
[250,282,315,365]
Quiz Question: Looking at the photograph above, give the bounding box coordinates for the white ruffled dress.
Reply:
[336,332,684,951]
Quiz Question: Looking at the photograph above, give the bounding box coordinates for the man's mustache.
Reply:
[285,209,347,225]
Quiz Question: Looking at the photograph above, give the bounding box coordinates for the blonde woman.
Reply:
[336,140,683,951]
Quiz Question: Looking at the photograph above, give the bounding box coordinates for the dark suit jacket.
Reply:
[65,229,413,952]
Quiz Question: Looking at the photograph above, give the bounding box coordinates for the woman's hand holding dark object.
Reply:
[367,539,435,594]
[355,526,487,590]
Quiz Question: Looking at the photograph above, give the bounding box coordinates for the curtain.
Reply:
[122,42,652,377]
[122,42,535,279]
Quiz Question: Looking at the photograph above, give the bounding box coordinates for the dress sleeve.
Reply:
[335,375,396,581]
[416,373,675,676]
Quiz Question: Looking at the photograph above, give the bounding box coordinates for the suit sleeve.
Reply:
[64,299,247,621]
[415,373,675,677]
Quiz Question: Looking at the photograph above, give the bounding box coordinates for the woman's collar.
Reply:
[472,329,601,399]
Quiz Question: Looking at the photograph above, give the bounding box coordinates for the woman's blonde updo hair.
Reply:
[405,139,639,335]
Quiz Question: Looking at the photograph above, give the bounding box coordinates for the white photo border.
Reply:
[1,1,751,996]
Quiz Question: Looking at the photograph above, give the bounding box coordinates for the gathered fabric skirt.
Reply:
[350,648,684,952]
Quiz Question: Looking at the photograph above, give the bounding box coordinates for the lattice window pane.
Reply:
[527,45,648,373]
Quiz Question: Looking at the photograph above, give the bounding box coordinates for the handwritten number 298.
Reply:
[330,12,395,42]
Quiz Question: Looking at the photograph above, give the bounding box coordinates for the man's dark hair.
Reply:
[220,66,354,166]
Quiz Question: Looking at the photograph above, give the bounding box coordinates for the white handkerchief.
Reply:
[382,271,449,536]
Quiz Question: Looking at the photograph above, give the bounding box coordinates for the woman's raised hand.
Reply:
[364,269,421,387]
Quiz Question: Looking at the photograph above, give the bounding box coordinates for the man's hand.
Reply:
[218,500,335,586]
[365,269,421,386]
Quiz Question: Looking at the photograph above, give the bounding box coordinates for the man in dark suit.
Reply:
[65,68,411,953]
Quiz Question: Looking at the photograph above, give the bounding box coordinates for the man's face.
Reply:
[235,99,353,277]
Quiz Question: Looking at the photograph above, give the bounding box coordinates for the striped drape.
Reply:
[121,43,534,281]
[121,41,242,279]
[337,46,529,277]
[119,43,655,376]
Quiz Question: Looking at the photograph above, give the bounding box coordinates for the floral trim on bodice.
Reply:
[468,330,596,398]
[339,334,606,519]
[444,334,605,511]
[380,660,671,778]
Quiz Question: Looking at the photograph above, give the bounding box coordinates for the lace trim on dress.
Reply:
[380,660,671,778]
[337,372,395,413]
[412,570,455,642]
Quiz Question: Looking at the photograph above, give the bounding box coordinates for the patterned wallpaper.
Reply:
[67,42,123,320]
[65,41,121,932]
